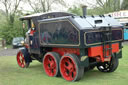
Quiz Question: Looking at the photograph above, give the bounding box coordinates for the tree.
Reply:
[96,0,121,14]
[27,0,66,13]
[121,0,128,10]
[0,0,22,25]
[68,6,83,16]
[68,5,105,16]
[0,10,25,44]
[68,0,122,15]
[0,0,24,44]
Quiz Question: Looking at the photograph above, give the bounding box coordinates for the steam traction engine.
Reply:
[17,12,123,81]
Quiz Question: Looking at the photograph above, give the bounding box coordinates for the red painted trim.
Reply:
[52,48,80,56]
[88,43,119,62]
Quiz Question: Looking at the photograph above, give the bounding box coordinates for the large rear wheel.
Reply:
[60,54,84,81]
[97,54,119,72]
[43,52,60,77]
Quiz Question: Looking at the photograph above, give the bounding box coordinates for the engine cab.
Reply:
[17,12,123,81]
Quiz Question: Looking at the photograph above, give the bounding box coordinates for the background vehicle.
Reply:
[12,37,24,48]
[107,10,128,41]
[16,7,123,81]
[120,22,128,40]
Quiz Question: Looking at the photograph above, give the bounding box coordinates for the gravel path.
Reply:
[0,48,19,57]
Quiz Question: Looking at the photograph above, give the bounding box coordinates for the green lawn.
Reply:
[0,46,128,85]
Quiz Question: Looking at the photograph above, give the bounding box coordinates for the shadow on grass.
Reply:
[29,63,42,69]
[28,62,44,72]
[27,63,115,82]
[80,68,119,82]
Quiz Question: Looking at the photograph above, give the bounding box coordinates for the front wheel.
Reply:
[97,54,119,72]
[16,50,30,68]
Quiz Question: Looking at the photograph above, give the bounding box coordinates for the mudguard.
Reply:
[20,47,32,63]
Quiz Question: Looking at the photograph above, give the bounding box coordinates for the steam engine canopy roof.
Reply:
[20,12,75,20]
[74,16,122,29]
[38,15,122,30]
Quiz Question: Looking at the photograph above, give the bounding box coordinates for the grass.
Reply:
[0,45,128,85]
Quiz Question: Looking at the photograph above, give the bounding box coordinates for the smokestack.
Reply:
[82,5,87,16]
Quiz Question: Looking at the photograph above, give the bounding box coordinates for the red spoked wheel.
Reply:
[60,54,84,81]
[17,51,29,68]
[43,52,60,77]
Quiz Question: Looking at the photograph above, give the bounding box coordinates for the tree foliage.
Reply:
[0,0,22,25]
[0,0,25,44]
[68,5,104,15]
[0,14,25,44]
[27,0,66,13]
[121,0,128,10]
[96,0,121,14]
[68,0,126,15]
[68,6,83,16]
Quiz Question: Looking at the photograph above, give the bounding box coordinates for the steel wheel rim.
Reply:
[60,56,77,81]
[17,51,25,68]
[43,54,57,77]
[98,62,111,72]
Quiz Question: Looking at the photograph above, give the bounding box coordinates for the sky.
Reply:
[0,0,124,13]
[51,0,97,11]
[0,0,97,13]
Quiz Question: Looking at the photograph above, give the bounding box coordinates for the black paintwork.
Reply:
[21,12,76,54]
[38,16,123,48]
[21,47,32,63]
[39,19,79,45]
[20,12,123,66]
[85,29,122,44]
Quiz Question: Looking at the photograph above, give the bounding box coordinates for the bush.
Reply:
[0,18,25,44]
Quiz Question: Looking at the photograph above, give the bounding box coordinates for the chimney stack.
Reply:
[82,5,87,16]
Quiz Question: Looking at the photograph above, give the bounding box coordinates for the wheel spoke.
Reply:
[64,69,69,77]
[50,61,55,69]
[17,56,20,62]
[69,66,76,79]
[20,53,24,59]
[21,63,24,67]
[52,68,56,74]
[63,59,73,71]
[69,72,74,80]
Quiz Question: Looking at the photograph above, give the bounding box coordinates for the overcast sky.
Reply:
[0,0,97,13]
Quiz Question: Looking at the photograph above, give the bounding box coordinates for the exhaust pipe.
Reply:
[82,5,87,16]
